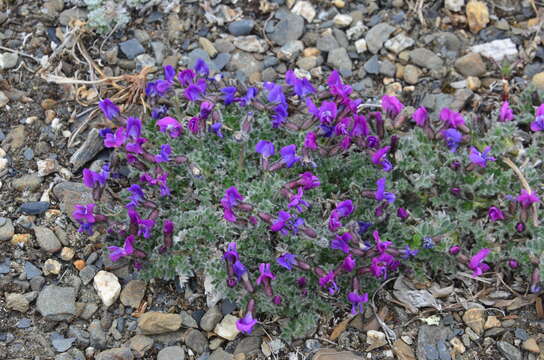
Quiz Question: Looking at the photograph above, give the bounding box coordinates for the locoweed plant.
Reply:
[74,60,543,339]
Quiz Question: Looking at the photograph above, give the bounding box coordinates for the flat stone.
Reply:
[180,311,198,328]
[445,0,464,12]
[129,335,153,357]
[158,346,185,360]
[462,308,485,335]
[496,341,522,360]
[12,174,43,191]
[333,14,352,28]
[385,33,415,54]
[327,47,352,72]
[416,325,452,360]
[120,280,146,308]
[2,125,25,152]
[484,316,501,329]
[234,336,262,356]
[53,182,93,223]
[79,265,97,285]
[233,35,268,53]
[291,1,316,23]
[135,54,156,69]
[277,40,304,61]
[470,39,518,62]
[69,129,103,171]
[0,91,8,107]
[0,52,18,69]
[454,52,486,77]
[214,314,240,341]
[317,34,339,52]
[522,338,540,354]
[228,19,255,36]
[366,22,395,54]
[119,39,145,60]
[93,271,121,307]
[367,330,387,351]
[43,258,62,275]
[209,348,233,360]
[0,257,10,274]
[138,312,182,334]
[0,217,14,241]
[95,347,134,360]
[346,21,366,40]
[227,51,262,77]
[313,349,362,360]
[393,339,416,360]
[20,201,50,215]
[184,329,208,354]
[201,305,223,332]
[269,13,305,46]
[403,64,421,84]
[409,48,444,70]
[25,261,42,279]
[34,226,62,253]
[199,37,217,58]
[6,293,29,313]
[51,332,76,353]
[37,285,76,321]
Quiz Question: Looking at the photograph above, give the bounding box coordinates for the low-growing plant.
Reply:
[74,60,543,339]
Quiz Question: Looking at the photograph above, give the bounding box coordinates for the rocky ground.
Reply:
[1,0,544,359]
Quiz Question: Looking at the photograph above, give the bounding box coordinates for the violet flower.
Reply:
[381,95,404,119]
[442,128,462,152]
[270,211,291,235]
[285,70,315,98]
[157,117,183,138]
[99,98,120,120]
[375,177,396,204]
[210,123,223,138]
[327,70,352,100]
[498,101,514,122]
[371,146,392,172]
[373,230,392,253]
[288,187,310,213]
[160,220,174,253]
[331,232,352,253]
[125,137,147,154]
[531,104,544,132]
[517,189,540,208]
[347,291,368,315]
[239,87,258,107]
[255,140,275,158]
[221,86,238,105]
[412,106,428,127]
[200,101,214,119]
[256,263,276,297]
[397,207,409,220]
[370,252,396,279]
[236,299,258,334]
[516,221,525,232]
[108,235,135,262]
[277,253,297,270]
[298,172,320,190]
[469,146,495,168]
[233,260,247,280]
[358,221,372,235]
[402,245,419,259]
[488,206,505,222]
[264,82,286,104]
[194,58,209,77]
[304,132,318,150]
[125,117,142,139]
[468,248,490,277]
[223,242,239,263]
[177,69,195,86]
[163,64,175,82]
[319,271,339,295]
[272,102,289,128]
[151,105,168,120]
[184,79,207,102]
[342,254,356,272]
[508,259,519,269]
[82,165,109,188]
[306,98,337,124]
[440,108,465,128]
[449,245,461,255]
[351,115,369,138]
[73,204,96,234]
[336,200,354,217]
[221,187,244,222]
[126,184,145,208]
[280,144,301,168]
[187,117,200,135]
[104,128,126,148]
[155,144,172,163]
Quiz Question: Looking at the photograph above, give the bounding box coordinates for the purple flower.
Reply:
[375,177,395,204]
[371,146,392,172]
[264,82,286,104]
[442,128,462,152]
[99,98,120,120]
[508,259,519,269]
[347,291,368,315]
[240,87,258,107]
[469,146,495,168]
[498,101,514,122]
[126,117,142,140]
[221,86,238,105]
[157,117,183,138]
[373,230,392,253]
[104,128,126,148]
[319,271,339,295]
[187,117,200,135]
[233,260,247,279]
[517,189,540,208]
[358,221,372,234]
[280,144,300,168]
[184,79,207,102]
[271,103,288,128]
[370,252,396,279]
[351,115,369,138]
[127,184,145,208]
[304,132,318,150]
[223,242,239,262]
[366,135,380,149]
[440,108,465,128]
[531,112,544,132]
[210,123,223,138]
[342,254,356,272]
[328,211,342,232]
[516,221,525,232]
[151,105,168,120]
[125,137,147,154]
[397,207,409,220]
[336,200,354,217]
[488,206,504,222]
[306,98,337,124]
[412,106,428,127]
[327,70,352,100]
[82,166,108,188]
[236,312,258,335]
[223,187,244,208]
[155,144,172,163]
[163,64,176,82]
[277,253,297,270]
[381,95,404,119]
[194,58,209,77]
[137,218,155,239]
[255,140,275,158]
[73,204,96,234]
[288,187,310,213]
[402,245,419,259]
[153,80,172,96]
[468,248,490,277]
[270,211,291,234]
[256,263,276,285]
[285,70,315,98]
[331,232,352,253]
[108,235,135,262]
[298,172,320,190]
[200,101,214,119]
[177,69,195,86]
[449,245,461,255]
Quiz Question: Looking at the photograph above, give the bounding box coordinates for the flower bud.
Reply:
[451,188,461,197]
[508,259,519,269]
[516,221,525,233]
[272,295,282,305]
[449,245,461,255]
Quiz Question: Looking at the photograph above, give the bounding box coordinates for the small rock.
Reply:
[120,280,146,308]
[34,226,62,253]
[129,335,153,357]
[150,41,166,64]
[135,54,155,69]
[93,271,121,307]
[366,22,396,54]
[119,39,145,60]
[0,257,10,274]
[269,13,305,46]
[346,21,366,40]
[228,19,255,36]
[25,261,42,279]
[278,40,304,61]
[158,346,186,360]
[484,316,501,329]
[138,312,182,334]
[522,338,540,354]
[69,128,104,171]
[201,305,223,332]
[184,329,208,354]
[60,247,75,261]
[0,217,14,241]
[297,56,318,70]
[403,65,421,84]
[466,76,481,90]
[95,347,133,360]
[214,314,240,341]
[209,348,233,360]
[466,1,489,33]
[450,337,466,354]
[37,159,59,177]
[199,37,218,58]
[234,336,262,356]
[37,285,76,320]
[53,181,93,223]
[180,311,198,328]
[445,0,465,12]
[23,148,34,160]
[12,174,43,191]
[470,39,518,62]
[2,125,25,152]
[385,33,415,54]
[43,258,62,275]
[233,35,268,53]
[313,349,362,360]
[291,1,316,23]
[0,91,7,107]
[455,52,486,77]
[497,341,522,360]
[6,293,30,313]
[79,265,97,285]
[20,201,49,215]
[51,333,76,353]
[333,14,352,28]
[0,52,18,69]
[327,47,352,72]
[409,48,444,70]
[532,72,544,90]
[16,318,32,328]
[317,33,340,52]
[367,330,387,351]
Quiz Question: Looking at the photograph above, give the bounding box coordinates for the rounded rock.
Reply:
[93,271,121,308]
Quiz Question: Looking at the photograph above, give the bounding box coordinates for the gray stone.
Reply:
[78,302,98,320]
[404,64,421,84]
[454,53,486,77]
[200,305,223,332]
[234,336,262,356]
[445,0,464,12]
[366,23,396,54]
[364,55,380,74]
[180,311,198,328]
[58,7,87,26]
[333,28,349,49]
[187,48,218,73]
[209,348,233,360]
[327,47,352,72]
[432,32,463,58]
[277,40,304,61]
[12,174,43,191]
[37,285,76,320]
[0,257,10,274]
[228,20,254,36]
[89,320,106,349]
[185,329,208,354]
[16,318,32,328]
[417,325,452,360]
[233,35,268,53]
[497,341,522,360]
[79,265,97,285]
[129,335,153,357]
[409,48,444,70]
[2,125,25,152]
[30,276,45,291]
[135,54,156,69]
[34,226,62,253]
[297,56,318,70]
[69,128,103,171]
[20,201,49,215]
[380,59,396,77]
[213,53,230,71]
[227,51,262,77]
[316,34,339,52]
[53,181,93,223]
[6,293,29,313]
[51,333,76,353]
[346,21,366,40]
[269,13,305,46]
[0,217,14,241]
[385,33,415,54]
[0,91,8,107]
[151,41,167,64]
[119,39,145,60]
[67,325,90,346]
[0,52,18,69]
[95,347,134,360]
[158,346,185,360]
[514,328,529,341]
[120,280,146,308]
[23,147,33,160]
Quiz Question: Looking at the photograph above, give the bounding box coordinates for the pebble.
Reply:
[385,33,415,54]
[522,338,540,354]
[233,35,268,53]
[269,13,304,46]
[151,41,166,64]
[0,52,18,69]
[2,125,25,152]
[446,0,465,12]
[209,348,233,360]
[366,22,396,54]
[316,33,339,52]
[327,47,352,72]
[60,247,75,261]
[94,271,121,307]
[297,56,317,70]
[25,261,42,279]
[228,19,255,36]
[184,329,208,354]
[79,265,97,285]
[34,226,62,253]
[346,21,366,40]
[119,39,145,60]
[470,38,518,62]
[6,293,30,313]
[138,312,182,334]
[484,316,501,329]
[158,346,186,360]
[43,258,62,275]
[292,1,316,23]
[16,318,32,329]
[129,334,153,357]
[53,181,94,223]
[497,340,522,360]
[0,217,14,241]
[95,347,133,360]
[466,1,489,33]
[37,159,59,177]
[37,285,76,320]
[51,333,76,353]
[120,280,146,308]
[20,201,50,215]
[333,14,352,28]
[409,48,444,70]
[135,54,155,68]
[201,305,223,332]
[214,314,240,341]
[0,91,8,107]
[12,173,43,191]
[234,336,262,357]
[403,64,421,84]
[454,52,486,77]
